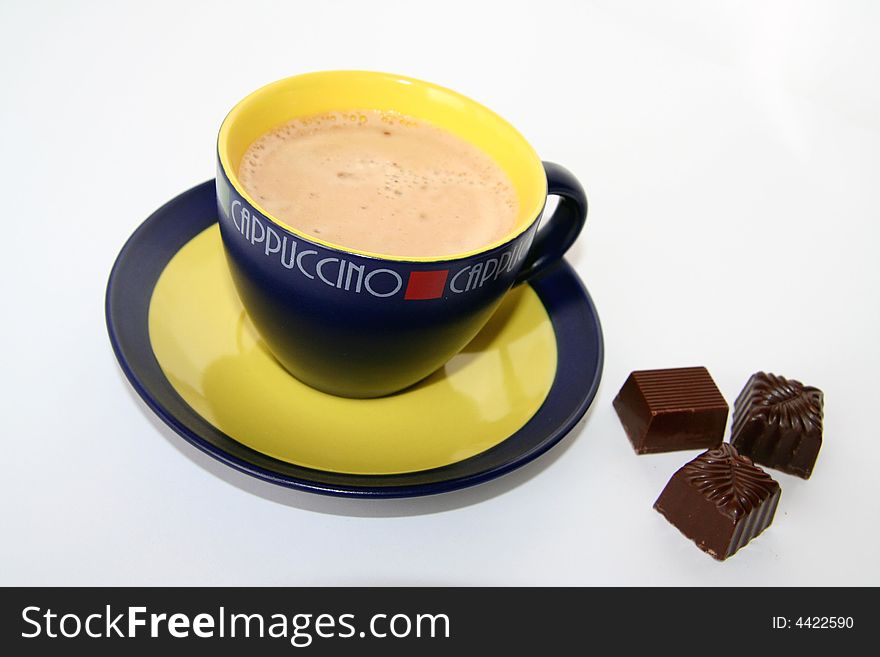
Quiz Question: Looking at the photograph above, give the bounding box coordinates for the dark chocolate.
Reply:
[730,372,823,479]
[613,367,728,454]
[654,443,781,560]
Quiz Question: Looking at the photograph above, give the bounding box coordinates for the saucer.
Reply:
[106,180,604,498]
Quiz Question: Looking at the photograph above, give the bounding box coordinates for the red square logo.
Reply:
[404,270,449,300]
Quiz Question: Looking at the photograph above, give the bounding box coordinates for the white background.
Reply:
[2,0,878,586]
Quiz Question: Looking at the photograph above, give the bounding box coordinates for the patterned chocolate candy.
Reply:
[654,443,781,560]
[613,367,728,454]
[730,372,823,479]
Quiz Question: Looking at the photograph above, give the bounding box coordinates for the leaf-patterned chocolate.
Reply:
[682,443,781,519]
[655,444,781,560]
[731,372,824,479]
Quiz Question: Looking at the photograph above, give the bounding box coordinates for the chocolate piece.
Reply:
[730,372,823,479]
[613,367,728,454]
[654,443,781,560]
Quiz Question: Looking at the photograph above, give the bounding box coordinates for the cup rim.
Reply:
[217,70,547,263]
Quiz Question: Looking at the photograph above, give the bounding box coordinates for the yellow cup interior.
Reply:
[217,70,547,262]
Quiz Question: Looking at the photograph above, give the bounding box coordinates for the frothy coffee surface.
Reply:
[238,111,518,257]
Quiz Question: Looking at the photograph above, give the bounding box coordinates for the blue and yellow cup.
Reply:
[216,71,587,398]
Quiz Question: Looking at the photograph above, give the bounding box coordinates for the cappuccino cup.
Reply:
[216,71,587,398]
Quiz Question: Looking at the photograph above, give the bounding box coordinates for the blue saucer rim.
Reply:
[105,180,604,498]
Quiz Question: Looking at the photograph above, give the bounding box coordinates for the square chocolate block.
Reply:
[730,372,823,479]
[613,367,728,454]
[654,443,781,560]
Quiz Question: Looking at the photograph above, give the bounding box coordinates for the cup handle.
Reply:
[515,161,588,284]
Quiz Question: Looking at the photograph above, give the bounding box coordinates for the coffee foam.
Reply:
[237,111,518,258]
